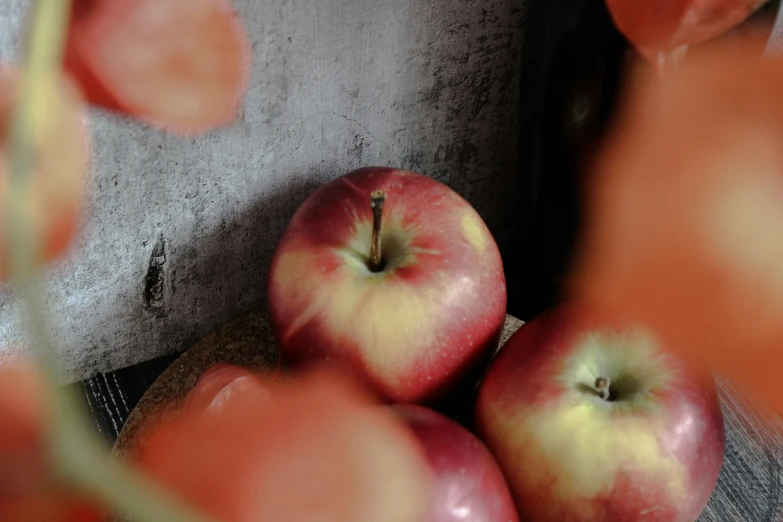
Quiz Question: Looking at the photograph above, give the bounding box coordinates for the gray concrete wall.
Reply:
[0,0,525,383]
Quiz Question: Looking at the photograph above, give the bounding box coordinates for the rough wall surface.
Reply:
[0,0,526,383]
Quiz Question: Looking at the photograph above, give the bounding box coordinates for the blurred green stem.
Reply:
[6,2,213,521]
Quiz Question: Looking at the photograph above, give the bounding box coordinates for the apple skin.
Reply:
[604,0,766,61]
[390,404,519,522]
[266,166,507,404]
[475,304,725,522]
[184,363,271,417]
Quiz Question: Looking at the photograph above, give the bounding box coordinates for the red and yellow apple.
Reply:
[475,304,725,521]
[266,166,507,404]
[390,404,519,522]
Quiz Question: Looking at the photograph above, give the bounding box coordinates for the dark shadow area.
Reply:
[504,0,628,322]
[503,0,783,323]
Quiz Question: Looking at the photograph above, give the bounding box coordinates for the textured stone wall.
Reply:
[0,0,526,382]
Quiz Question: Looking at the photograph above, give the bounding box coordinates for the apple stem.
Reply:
[594,377,611,401]
[369,189,387,272]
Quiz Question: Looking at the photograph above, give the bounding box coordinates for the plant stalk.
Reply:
[5,2,213,521]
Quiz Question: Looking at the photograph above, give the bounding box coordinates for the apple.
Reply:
[475,304,725,521]
[138,369,433,522]
[183,363,271,417]
[390,404,519,522]
[266,166,507,404]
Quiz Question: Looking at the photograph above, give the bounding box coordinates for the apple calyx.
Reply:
[593,376,613,402]
[369,189,387,272]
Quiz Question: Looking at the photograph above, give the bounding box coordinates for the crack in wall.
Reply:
[143,233,168,316]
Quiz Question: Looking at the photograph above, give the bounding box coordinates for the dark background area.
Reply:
[69,0,783,443]
[504,0,627,321]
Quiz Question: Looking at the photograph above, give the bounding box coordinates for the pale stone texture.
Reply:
[0,0,526,382]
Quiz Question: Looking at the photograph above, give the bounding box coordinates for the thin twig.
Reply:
[5,2,213,521]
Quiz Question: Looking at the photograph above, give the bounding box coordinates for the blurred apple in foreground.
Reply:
[570,38,783,414]
[138,368,432,522]
[390,404,518,522]
[604,0,766,62]
[267,166,507,404]
[475,305,725,521]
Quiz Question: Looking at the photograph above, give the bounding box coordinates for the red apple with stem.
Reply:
[389,404,518,522]
[475,304,725,522]
[266,166,507,404]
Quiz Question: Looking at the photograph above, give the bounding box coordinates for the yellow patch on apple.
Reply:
[273,216,454,390]
[488,396,688,519]
[460,212,487,252]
